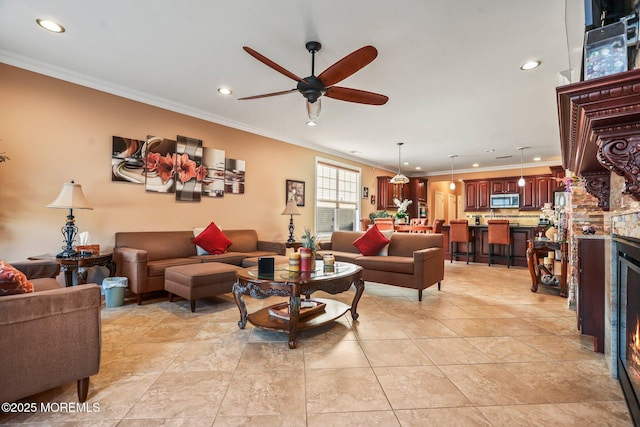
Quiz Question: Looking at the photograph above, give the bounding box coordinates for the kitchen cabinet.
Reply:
[376,176,409,211]
[519,175,554,210]
[491,178,518,194]
[577,238,604,353]
[464,180,490,211]
[408,177,427,218]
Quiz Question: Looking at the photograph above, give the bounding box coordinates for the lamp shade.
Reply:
[47,182,93,210]
[281,199,301,216]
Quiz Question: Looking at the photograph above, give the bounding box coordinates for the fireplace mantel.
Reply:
[556,68,640,208]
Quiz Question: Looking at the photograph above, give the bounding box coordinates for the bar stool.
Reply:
[449,219,474,264]
[488,219,513,268]
[432,219,444,233]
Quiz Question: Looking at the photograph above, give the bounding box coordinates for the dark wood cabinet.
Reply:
[408,177,427,218]
[491,178,518,194]
[577,238,605,353]
[519,175,554,210]
[464,180,490,211]
[376,176,409,211]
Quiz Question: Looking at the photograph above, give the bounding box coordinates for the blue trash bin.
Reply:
[102,277,128,308]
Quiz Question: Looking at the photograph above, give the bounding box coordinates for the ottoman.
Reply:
[165,262,241,312]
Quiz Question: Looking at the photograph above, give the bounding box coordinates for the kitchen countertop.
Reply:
[446,224,538,228]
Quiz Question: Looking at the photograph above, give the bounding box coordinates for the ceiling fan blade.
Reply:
[325,86,388,105]
[243,46,305,83]
[318,46,378,87]
[237,88,298,100]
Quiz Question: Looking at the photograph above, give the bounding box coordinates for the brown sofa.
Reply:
[0,261,101,403]
[114,229,286,304]
[317,231,445,301]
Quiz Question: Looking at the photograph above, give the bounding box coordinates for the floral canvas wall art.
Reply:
[202,147,225,198]
[225,158,245,194]
[111,136,145,184]
[144,135,177,193]
[175,135,203,202]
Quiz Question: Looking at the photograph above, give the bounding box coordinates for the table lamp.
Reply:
[281,198,301,244]
[47,181,93,258]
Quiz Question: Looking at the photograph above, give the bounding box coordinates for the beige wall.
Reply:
[0,64,388,261]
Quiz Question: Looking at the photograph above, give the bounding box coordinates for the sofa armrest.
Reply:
[413,247,445,288]
[12,259,60,279]
[257,240,287,256]
[318,241,332,250]
[0,284,101,403]
[113,247,148,294]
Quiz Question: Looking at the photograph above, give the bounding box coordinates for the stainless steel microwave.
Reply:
[490,193,520,209]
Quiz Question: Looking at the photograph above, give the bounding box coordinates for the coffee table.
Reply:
[232,260,364,349]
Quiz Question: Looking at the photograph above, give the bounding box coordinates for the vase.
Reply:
[545,226,557,240]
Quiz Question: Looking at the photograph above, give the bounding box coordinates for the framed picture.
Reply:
[286,179,305,206]
[362,187,369,198]
[554,191,569,209]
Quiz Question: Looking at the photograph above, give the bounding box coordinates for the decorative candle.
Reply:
[300,248,312,271]
[289,252,300,272]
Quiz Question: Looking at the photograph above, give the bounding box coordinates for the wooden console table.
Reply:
[527,240,568,297]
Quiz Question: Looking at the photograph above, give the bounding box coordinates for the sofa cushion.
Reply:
[355,255,415,275]
[0,261,34,296]
[376,230,394,256]
[193,227,209,255]
[192,222,232,255]
[317,250,361,263]
[353,226,391,256]
[197,252,250,266]
[147,258,201,277]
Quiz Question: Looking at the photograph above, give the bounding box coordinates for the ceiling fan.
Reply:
[238,41,389,121]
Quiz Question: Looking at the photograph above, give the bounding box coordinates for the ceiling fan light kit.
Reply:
[239,41,388,121]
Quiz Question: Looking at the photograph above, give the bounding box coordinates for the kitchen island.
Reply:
[441,224,542,267]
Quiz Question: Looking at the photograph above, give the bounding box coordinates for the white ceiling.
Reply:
[0,0,586,175]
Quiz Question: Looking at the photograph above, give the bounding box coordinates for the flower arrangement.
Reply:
[393,198,413,220]
[541,202,558,227]
[145,152,207,185]
[554,174,584,193]
[300,228,320,252]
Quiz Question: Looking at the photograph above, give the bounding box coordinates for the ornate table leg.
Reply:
[232,282,248,329]
[527,242,539,293]
[350,277,365,320]
[288,295,301,349]
[60,264,75,287]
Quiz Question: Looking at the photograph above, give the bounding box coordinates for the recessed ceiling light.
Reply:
[403,161,409,165]
[306,121,317,127]
[533,156,541,161]
[349,150,361,155]
[520,60,541,71]
[485,149,495,153]
[217,87,232,95]
[415,166,421,170]
[36,19,65,33]
[472,163,479,168]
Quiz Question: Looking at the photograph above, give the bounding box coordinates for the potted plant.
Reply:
[393,198,412,224]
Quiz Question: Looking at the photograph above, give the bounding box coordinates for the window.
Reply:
[315,158,360,239]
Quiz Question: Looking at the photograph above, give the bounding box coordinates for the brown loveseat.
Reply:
[317,231,445,301]
[114,229,286,304]
[0,261,101,403]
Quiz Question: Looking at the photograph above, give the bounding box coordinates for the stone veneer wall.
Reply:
[602,174,640,375]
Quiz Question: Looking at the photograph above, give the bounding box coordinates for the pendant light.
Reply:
[517,147,528,187]
[449,155,458,190]
[390,142,409,184]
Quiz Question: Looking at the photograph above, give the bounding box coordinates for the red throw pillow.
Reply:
[192,222,232,255]
[0,260,34,296]
[353,226,392,256]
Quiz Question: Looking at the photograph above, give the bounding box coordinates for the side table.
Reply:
[30,253,116,287]
[526,240,568,297]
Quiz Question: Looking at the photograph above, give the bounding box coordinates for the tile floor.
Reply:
[0,262,633,426]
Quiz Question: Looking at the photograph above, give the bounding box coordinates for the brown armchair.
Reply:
[0,261,101,403]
